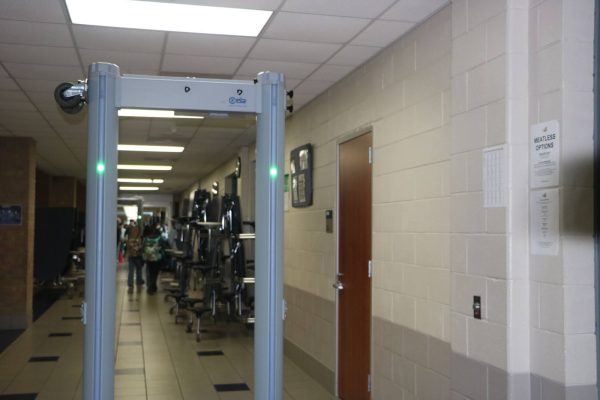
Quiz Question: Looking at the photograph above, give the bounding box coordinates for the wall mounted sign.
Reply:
[530,189,559,256]
[0,204,22,225]
[483,145,506,208]
[290,143,313,208]
[530,120,560,188]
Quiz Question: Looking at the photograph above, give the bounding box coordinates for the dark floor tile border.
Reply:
[29,356,59,362]
[197,350,224,356]
[48,333,72,337]
[0,330,24,354]
[0,394,38,400]
[118,341,142,346]
[62,316,80,320]
[115,368,145,375]
[121,322,141,326]
[214,383,249,392]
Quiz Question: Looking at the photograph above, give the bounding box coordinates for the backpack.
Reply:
[143,236,163,262]
[126,237,142,257]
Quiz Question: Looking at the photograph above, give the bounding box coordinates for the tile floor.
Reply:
[0,268,335,400]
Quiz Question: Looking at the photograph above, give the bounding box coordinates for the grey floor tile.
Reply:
[0,270,334,400]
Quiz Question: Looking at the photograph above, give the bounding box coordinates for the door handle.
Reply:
[333,272,344,290]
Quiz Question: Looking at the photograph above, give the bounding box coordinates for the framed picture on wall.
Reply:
[290,144,313,208]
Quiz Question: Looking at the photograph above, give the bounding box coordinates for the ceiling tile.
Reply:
[0,98,36,112]
[0,0,448,187]
[351,20,414,47]
[309,64,354,82]
[237,59,319,80]
[0,43,80,66]
[250,39,341,64]
[328,45,381,66]
[4,63,84,81]
[161,54,241,75]
[282,0,396,18]
[194,127,245,141]
[0,109,46,122]
[294,80,332,96]
[16,78,72,93]
[0,20,72,47]
[230,131,256,146]
[0,78,20,91]
[73,26,166,53]
[171,0,283,11]
[0,0,67,23]
[263,12,370,44]
[79,49,161,74]
[0,89,30,103]
[166,33,255,58]
[2,119,50,133]
[120,119,151,135]
[381,0,449,22]
[119,132,149,145]
[148,124,198,140]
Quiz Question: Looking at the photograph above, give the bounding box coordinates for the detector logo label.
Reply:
[228,89,247,105]
[229,96,247,104]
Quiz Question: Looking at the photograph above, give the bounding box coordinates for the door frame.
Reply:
[334,126,374,398]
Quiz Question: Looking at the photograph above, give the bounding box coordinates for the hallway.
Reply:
[0,269,334,400]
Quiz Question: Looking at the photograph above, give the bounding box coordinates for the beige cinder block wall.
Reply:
[283,0,597,399]
[284,6,453,397]
[527,0,596,398]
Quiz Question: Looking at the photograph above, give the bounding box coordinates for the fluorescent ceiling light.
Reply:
[118,109,205,119]
[118,178,164,184]
[118,144,184,153]
[120,186,159,191]
[117,164,172,171]
[65,0,272,37]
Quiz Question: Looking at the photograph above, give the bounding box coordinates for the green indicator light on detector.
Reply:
[269,166,278,178]
[96,162,106,175]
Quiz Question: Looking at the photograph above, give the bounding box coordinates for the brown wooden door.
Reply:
[338,132,372,400]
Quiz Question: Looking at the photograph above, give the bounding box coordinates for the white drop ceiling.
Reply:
[0,0,448,193]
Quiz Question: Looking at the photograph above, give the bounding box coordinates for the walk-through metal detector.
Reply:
[55,62,285,400]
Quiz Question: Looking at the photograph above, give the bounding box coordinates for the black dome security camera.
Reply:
[54,81,87,114]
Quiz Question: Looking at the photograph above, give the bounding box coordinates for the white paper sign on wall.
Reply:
[530,120,560,188]
[530,188,560,256]
[483,145,506,208]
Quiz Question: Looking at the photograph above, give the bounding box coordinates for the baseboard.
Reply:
[284,338,335,394]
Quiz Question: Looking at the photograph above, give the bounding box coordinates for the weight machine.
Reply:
[55,63,286,400]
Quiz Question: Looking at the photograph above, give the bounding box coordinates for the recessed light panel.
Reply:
[117,165,172,171]
[65,0,272,37]
[118,144,184,153]
[118,178,164,183]
[118,109,205,119]
[119,186,159,191]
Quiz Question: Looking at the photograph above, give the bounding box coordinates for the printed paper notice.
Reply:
[483,145,506,208]
[530,121,560,188]
[530,189,559,256]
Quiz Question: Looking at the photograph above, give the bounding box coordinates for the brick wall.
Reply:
[0,137,35,329]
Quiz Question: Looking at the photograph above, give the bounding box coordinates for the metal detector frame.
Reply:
[82,63,284,400]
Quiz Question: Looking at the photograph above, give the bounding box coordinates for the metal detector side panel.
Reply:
[119,74,260,113]
[254,71,285,400]
[83,62,119,400]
